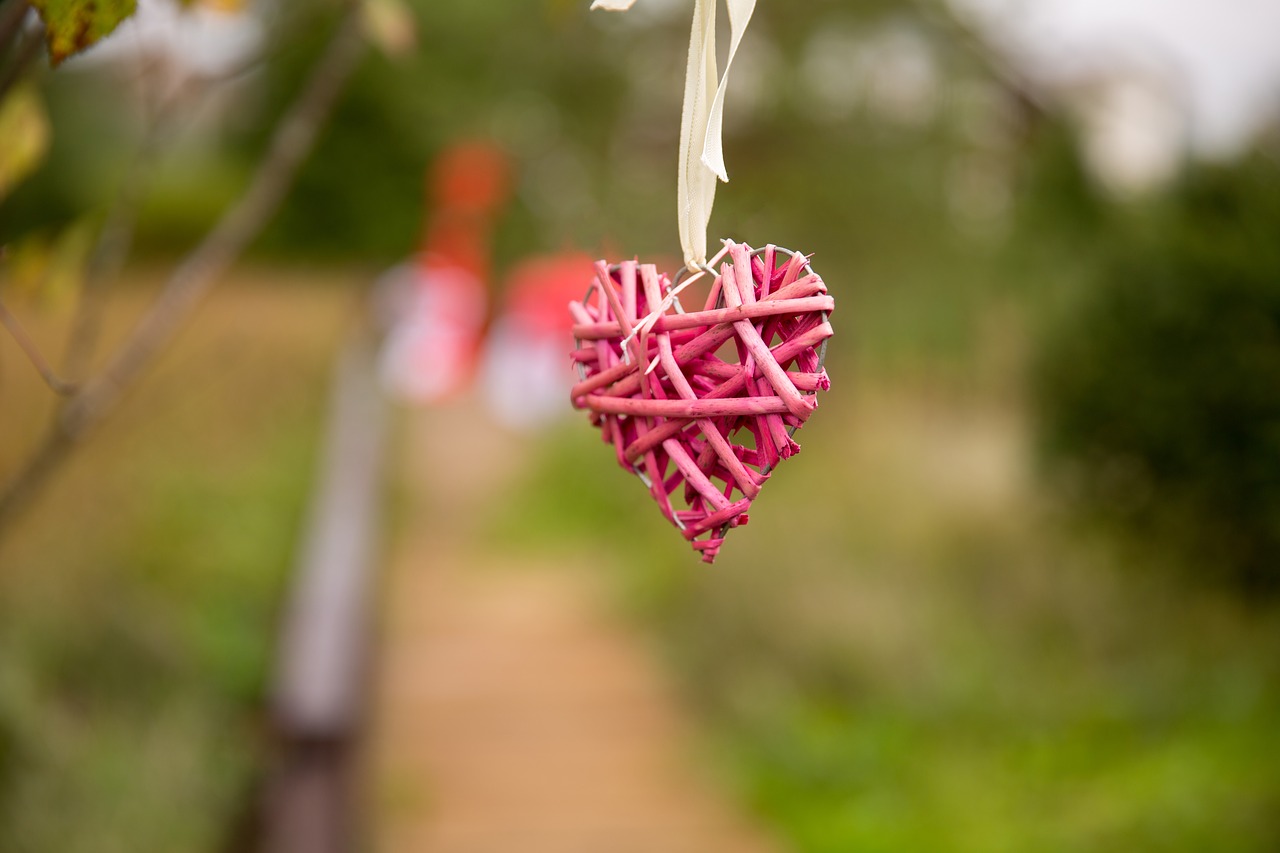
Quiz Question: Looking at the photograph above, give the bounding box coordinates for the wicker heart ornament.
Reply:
[569,241,834,563]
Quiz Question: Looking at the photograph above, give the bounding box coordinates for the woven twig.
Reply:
[569,241,834,563]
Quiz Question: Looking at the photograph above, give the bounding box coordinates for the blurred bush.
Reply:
[1034,153,1280,591]
[0,277,345,851]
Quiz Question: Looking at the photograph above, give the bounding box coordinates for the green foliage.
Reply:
[0,66,140,244]
[245,0,632,262]
[30,0,136,65]
[733,700,1280,853]
[1014,116,1109,245]
[1034,155,1280,591]
[0,424,317,851]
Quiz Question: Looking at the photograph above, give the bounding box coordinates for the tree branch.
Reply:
[0,14,41,104]
[0,0,30,56]
[61,74,199,380]
[0,5,366,535]
[58,142,155,381]
[0,297,78,394]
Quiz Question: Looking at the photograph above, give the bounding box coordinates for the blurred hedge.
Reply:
[1034,154,1280,591]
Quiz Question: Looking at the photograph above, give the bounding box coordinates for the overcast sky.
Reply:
[950,0,1280,156]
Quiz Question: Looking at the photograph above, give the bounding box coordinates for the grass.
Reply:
[0,267,355,852]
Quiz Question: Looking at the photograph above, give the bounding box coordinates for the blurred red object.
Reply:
[503,253,596,337]
[482,252,596,430]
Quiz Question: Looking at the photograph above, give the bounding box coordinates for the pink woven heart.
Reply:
[569,241,834,563]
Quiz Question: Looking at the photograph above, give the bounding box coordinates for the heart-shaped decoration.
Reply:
[569,241,834,563]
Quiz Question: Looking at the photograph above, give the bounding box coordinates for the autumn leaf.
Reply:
[0,84,50,203]
[361,0,418,60]
[30,0,137,66]
[189,0,249,12]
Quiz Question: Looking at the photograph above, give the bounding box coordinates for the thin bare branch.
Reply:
[0,16,41,103]
[61,97,182,379]
[0,297,78,394]
[0,5,366,535]
[58,162,150,380]
[69,13,365,428]
[62,44,282,379]
[0,0,30,55]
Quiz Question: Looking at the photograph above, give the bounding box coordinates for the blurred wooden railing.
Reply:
[250,316,390,853]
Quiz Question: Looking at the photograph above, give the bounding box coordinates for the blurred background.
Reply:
[1,0,1279,849]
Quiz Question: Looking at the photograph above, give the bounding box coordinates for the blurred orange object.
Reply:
[429,141,512,217]
[378,140,512,403]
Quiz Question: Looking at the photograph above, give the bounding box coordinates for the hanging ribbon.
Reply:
[591,0,757,271]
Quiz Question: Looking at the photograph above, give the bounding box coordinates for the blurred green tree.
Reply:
[1035,153,1280,591]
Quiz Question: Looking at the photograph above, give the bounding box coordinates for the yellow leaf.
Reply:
[181,0,250,13]
[0,221,94,305]
[361,0,418,60]
[0,85,50,204]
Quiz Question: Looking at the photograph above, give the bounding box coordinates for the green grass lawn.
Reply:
[0,268,355,852]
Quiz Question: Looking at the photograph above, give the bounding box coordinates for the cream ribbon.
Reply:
[591,0,757,270]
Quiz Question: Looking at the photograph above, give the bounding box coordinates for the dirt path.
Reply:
[367,403,782,853]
